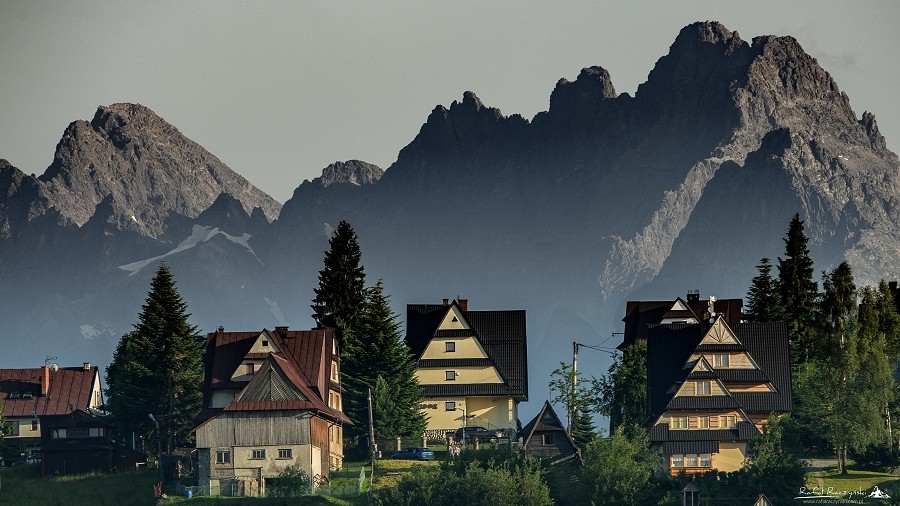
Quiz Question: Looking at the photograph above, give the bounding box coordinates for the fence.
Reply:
[176,467,369,499]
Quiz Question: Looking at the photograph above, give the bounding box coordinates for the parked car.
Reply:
[454,426,502,443]
[391,447,435,460]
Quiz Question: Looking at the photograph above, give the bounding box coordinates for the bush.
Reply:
[850,444,900,470]
[267,465,311,497]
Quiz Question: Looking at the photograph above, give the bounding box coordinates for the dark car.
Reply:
[454,426,502,443]
[391,447,435,460]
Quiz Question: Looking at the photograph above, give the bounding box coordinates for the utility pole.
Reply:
[570,341,578,434]
[367,387,376,465]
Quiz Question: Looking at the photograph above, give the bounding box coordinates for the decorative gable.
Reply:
[249,331,280,354]
[700,317,740,345]
[438,304,470,330]
[234,360,307,403]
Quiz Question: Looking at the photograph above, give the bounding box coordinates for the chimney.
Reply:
[83,362,91,371]
[275,326,289,337]
[442,298,449,306]
[686,290,700,306]
[458,299,468,311]
[41,365,50,396]
[218,325,225,333]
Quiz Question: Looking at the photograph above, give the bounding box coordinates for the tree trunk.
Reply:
[886,402,893,448]
[840,446,848,475]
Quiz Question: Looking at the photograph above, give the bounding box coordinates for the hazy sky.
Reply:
[2,1,898,204]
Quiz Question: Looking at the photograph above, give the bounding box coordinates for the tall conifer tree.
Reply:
[106,263,203,454]
[311,220,366,346]
[777,214,819,368]
[746,258,785,322]
[342,281,426,440]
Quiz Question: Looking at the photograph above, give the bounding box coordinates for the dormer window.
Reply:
[713,354,729,367]
[22,392,32,399]
[8,391,20,399]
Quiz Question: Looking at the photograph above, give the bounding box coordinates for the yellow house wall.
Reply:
[438,306,470,330]
[419,396,517,432]
[249,333,280,354]
[230,360,265,381]
[415,366,503,384]
[211,389,241,408]
[711,442,747,472]
[421,336,489,359]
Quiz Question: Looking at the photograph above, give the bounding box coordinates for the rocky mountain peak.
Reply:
[317,160,383,188]
[548,66,616,116]
[7,103,282,238]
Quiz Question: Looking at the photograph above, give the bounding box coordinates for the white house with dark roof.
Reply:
[643,317,792,475]
[405,299,528,440]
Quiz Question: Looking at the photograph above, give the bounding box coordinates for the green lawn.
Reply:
[805,466,900,503]
[0,463,160,506]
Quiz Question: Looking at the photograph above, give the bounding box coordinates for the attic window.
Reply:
[542,434,555,446]
[713,354,729,368]
[445,342,456,352]
[695,381,711,396]
[451,316,458,323]
[262,340,269,347]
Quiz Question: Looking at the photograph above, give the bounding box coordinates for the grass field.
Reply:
[805,465,900,503]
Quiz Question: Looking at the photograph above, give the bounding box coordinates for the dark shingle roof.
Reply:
[406,302,528,400]
[646,322,791,419]
[665,396,741,410]
[664,441,719,455]
[649,421,759,443]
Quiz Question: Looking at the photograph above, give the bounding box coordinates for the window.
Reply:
[251,449,266,459]
[31,420,38,431]
[216,451,231,464]
[246,363,256,375]
[695,381,711,396]
[720,415,736,428]
[671,453,711,468]
[685,454,698,467]
[714,354,730,368]
[262,340,269,347]
[698,416,709,429]
[542,434,555,446]
[445,401,456,411]
[52,428,66,439]
[700,454,711,467]
[278,449,292,459]
[671,454,684,467]
[445,341,456,352]
[670,416,688,429]
[89,427,104,437]
[445,371,456,381]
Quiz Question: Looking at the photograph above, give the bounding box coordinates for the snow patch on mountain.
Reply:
[118,225,261,275]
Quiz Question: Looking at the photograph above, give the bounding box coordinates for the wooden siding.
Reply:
[197,411,310,448]
[728,383,773,392]
[524,430,576,461]
[657,410,747,430]
[311,416,330,475]
[673,379,727,397]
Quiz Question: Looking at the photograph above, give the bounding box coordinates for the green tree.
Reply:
[742,414,807,501]
[342,281,426,440]
[548,361,599,444]
[105,263,204,455]
[598,341,647,433]
[310,220,366,345]
[777,214,819,369]
[746,258,785,322]
[857,286,896,448]
[578,424,660,506]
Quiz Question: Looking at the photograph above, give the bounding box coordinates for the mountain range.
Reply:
[1,22,898,410]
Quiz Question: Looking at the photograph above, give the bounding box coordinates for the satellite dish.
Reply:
[50,363,59,373]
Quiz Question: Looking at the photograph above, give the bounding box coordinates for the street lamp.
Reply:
[148,414,164,487]
[453,405,470,446]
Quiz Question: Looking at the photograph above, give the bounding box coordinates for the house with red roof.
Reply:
[194,326,349,495]
[0,362,104,462]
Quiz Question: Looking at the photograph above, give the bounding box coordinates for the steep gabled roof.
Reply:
[520,400,580,464]
[646,321,791,420]
[620,293,743,349]
[406,301,528,400]
[0,366,99,417]
[198,327,348,426]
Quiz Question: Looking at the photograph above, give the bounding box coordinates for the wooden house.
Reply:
[520,400,579,465]
[40,409,145,475]
[405,299,528,440]
[0,363,103,462]
[194,327,350,495]
[643,317,792,475]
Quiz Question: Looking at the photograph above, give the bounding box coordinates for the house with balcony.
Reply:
[405,299,528,440]
[643,317,792,475]
[0,363,103,462]
[194,327,350,495]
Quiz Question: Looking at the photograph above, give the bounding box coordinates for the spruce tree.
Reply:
[598,341,648,433]
[311,220,366,346]
[746,258,785,322]
[342,281,426,440]
[777,214,819,368]
[570,406,596,450]
[106,263,203,455]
